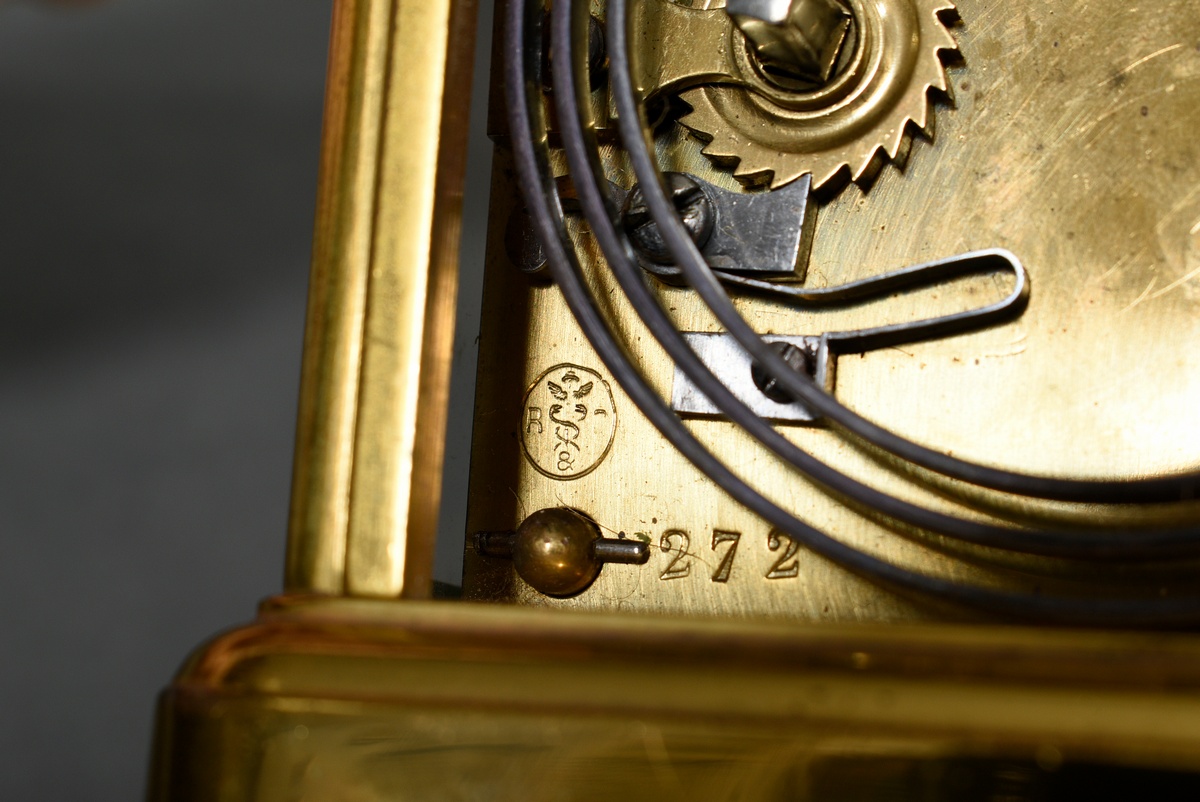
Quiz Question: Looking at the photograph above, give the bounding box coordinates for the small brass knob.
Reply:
[512,508,602,597]
[475,508,650,597]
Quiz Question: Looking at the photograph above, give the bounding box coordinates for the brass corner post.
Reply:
[286,0,478,598]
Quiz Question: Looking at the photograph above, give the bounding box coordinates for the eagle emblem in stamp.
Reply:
[520,364,617,480]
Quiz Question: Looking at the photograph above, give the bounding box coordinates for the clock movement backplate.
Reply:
[463,0,1200,620]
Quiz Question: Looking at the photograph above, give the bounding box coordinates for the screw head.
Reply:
[586,16,607,89]
[621,173,715,266]
[751,341,814,404]
[512,508,603,597]
[505,207,547,273]
[541,14,607,92]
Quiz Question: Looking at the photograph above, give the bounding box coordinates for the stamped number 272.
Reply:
[657,527,800,582]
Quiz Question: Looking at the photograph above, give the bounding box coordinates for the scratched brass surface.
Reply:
[150,599,1200,801]
[286,0,477,598]
[463,0,1200,619]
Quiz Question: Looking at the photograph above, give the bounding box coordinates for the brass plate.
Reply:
[463,0,1200,620]
[150,599,1200,801]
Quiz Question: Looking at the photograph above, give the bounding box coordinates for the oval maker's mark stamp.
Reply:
[520,364,617,480]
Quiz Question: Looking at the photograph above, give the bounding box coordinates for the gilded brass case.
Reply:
[149,0,1200,798]
[151,598,1200,800]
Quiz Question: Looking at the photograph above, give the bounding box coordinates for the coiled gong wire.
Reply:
[504,0,1200,623]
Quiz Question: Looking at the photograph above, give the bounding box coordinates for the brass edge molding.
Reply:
[151,600,1200,800]
[160,599,1200,770]
[236,598,1200,690]
[287,0,479,597]
[287,0,387,596]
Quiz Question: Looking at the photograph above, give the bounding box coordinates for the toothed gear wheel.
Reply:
[678,0,957,190]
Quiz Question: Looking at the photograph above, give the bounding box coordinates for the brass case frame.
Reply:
[149,0,1200,798]
[151,598,1200,800]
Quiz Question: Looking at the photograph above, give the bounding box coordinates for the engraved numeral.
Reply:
[658,529,693,580]
[710,529,741,583]
[765,529,801,579]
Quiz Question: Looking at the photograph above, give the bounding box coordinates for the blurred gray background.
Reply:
[0,0,492,798]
